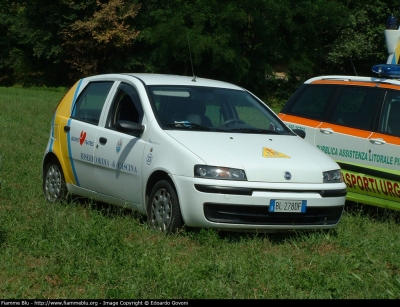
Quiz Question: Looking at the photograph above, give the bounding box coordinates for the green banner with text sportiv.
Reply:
[344,171,400,198]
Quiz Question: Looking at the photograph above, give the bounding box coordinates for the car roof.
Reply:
[304,75,400,86]
[84,73,245,90]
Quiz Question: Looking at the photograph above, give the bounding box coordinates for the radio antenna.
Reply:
[349,56,358,76]
[187,31,196,82]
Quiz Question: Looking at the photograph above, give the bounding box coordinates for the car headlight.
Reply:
[194,165,247,180]
[323,169,343,183]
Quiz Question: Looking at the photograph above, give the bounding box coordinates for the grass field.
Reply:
[1,86,400,299]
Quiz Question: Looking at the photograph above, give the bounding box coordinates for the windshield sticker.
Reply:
[287,123,305,131]
[174,121,191,127]
[262,147,290,158]
[317,145,400,166]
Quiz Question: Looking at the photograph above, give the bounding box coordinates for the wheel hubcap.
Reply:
[151,188,172,231]
[45,165,62,202]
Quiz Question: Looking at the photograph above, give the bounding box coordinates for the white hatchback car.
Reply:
[42,73,346,233]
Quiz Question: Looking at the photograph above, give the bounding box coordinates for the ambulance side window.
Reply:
[380,91,400,136]
[288,85,336,120]
[331,87,381,130]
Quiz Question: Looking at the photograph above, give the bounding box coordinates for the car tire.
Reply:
[43,159,68,203]
[148,180,184,233]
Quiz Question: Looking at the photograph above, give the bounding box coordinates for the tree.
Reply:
[134,0,349,98]
[1,0,399,102]
[326,0,396,76]
[61,0,141,79]
[0,0,17,85]
[1,0,141,86]
[2,0,92,86]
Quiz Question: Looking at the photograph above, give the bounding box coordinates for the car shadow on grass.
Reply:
[344,200,400,224]
[68,195,147,223]
[185,225,338,245]
[65,195,340,242]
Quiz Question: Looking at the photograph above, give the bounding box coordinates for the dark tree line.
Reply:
[1,0,400,102]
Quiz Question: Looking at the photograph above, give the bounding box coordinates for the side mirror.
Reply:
[292,129,306,139]
[116,120,145,135]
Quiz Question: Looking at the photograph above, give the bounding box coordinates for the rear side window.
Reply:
[287,85,337,120]
[331,87,381,130]
[72,81,114,125]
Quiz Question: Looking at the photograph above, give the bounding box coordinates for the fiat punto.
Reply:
[42,73,346,233]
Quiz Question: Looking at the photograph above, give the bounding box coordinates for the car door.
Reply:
[314,86,382,199]
[93,81,146,207]
[366,90,400,206]
[67,80,115,190]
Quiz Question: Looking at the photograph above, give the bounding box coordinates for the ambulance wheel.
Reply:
[148,180,184,233]
[43,159,68,203]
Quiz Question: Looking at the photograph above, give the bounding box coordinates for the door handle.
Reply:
[99,137,107,145]
[64,125,70,132]
[319,128,334,135]
[369,138,386,145]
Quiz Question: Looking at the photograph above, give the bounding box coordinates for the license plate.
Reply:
[269,199,307,213]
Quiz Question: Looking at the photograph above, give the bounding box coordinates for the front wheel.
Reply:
[43,159,68,203]
[148,180,184,233]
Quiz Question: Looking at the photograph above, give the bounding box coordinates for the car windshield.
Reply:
[148,85,291,134]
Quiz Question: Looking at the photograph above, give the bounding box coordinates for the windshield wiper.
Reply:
[228,127,285,134]
[164,121,211,131]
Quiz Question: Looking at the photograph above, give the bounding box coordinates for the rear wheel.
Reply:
[43,159,67,203]
[148,180,184,233]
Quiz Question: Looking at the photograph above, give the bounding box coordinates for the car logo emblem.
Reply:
[116,139,123,153]
[284,171,292,180]
[146,153,153,165]
[79,130,86,145]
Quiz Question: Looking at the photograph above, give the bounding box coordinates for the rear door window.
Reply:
[330,86,381,131]
[287,85,337,120]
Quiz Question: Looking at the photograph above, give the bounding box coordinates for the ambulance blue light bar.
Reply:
[372,64,400,77]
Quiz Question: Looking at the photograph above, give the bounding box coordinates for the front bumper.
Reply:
[173,175,346,232]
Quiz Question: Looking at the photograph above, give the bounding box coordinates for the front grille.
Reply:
[194,184,347,198]
[204,203,344,226]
